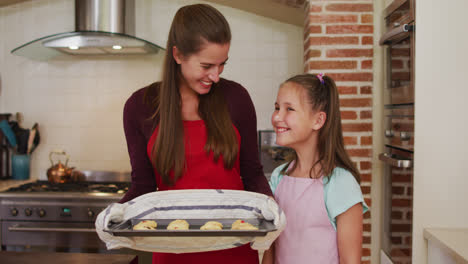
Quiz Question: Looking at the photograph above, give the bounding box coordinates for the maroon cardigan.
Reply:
[119,78,272,203]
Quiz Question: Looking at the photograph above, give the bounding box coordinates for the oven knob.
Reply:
[10,208,18,216]
[38,209,46,217]
[87,209,95,218]
[25,208,32,216]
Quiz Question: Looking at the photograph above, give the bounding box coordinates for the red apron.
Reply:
[146,120,259,264]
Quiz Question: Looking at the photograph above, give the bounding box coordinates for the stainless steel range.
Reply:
[0,171,130,253]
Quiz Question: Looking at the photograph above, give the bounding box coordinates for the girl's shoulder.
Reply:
[324,167,355,184]
[324,167,368,229]
[269,163,289,195]
[323,167,362,198]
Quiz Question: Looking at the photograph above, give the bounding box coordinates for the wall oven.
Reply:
[379,0,415,263]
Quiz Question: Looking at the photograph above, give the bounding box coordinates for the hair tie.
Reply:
[317,73,324,84]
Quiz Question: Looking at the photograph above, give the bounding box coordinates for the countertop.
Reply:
[0,179,35,192]
[424,228,468,264]
[0,251,135,264]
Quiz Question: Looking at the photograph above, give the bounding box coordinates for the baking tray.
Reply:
[104,218,276,237]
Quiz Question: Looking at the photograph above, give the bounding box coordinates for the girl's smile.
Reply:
[272,82,317,149]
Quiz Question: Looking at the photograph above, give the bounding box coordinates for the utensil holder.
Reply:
[12,154,30,180]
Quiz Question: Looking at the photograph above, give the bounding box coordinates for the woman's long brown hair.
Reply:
[151,4,238,185]
[280,74,360,183]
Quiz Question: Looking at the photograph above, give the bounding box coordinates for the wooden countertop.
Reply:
[0,251,135,264]
[424,228,468,264]
[0,179,35,192]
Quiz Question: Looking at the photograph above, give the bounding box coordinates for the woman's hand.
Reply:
[336,203,363,264]
[261,243,275,264]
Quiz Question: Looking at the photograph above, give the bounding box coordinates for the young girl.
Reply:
[262,73,368,264]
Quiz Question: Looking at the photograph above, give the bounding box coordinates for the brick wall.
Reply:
[303,0,373,263]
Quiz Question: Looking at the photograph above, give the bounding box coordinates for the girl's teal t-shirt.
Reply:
[269,163,369,230]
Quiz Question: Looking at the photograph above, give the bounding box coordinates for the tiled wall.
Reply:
[0,0,303,179]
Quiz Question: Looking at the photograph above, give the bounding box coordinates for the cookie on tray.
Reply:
[231,220,258,230]
[167,219,190,230]
[200,221,223,230]
[133,220,157,230]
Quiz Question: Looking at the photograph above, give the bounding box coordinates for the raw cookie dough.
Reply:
[200,221,223,230]
[231,220,258,230]
[133,220,157,230]
[167,219,190,230]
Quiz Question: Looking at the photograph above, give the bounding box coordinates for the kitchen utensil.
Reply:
[27,123,38,154]
[16,129,29,154]
[8,120,29,154]
[0,114,13,179]
[29,124,40,154]
[46,150,75,183]
[0,120,17,147]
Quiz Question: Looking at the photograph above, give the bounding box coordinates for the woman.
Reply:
[120,4,272,264]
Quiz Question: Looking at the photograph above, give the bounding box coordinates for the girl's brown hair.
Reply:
[280,74,360,183]
[151,4,238,185]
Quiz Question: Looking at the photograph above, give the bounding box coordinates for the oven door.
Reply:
[1,221,105,251]
[379,145,413,263]
[1,220,152,261]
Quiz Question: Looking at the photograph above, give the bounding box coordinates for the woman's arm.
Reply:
[336,203,363,264]
[261,244,275,264]
[119,88,157,203]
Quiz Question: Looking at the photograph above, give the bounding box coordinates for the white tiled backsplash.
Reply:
[0,0,302,179]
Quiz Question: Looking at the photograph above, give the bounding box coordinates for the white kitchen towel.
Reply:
[95,189,286,253]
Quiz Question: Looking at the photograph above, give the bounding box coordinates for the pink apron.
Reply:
[274,175,339,264]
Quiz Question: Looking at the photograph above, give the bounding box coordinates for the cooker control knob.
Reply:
[10,208,18,216]
[25,208,32,216]
[38,209,46,217]
[87,209,95,218]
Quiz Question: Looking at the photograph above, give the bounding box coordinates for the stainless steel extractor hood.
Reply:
[11,0,164,61]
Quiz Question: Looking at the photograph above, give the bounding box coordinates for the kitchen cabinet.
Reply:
[424,228,468,264]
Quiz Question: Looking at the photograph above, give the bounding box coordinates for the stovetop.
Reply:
[4,180,131,194]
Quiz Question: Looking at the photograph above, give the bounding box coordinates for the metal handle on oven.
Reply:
[400,131,411,141]
[385,129,394,138]
[8,225,96,233]
[379,24,414,45]
[378,153,412,168]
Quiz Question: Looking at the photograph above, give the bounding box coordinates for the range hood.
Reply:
[11,0,164,61]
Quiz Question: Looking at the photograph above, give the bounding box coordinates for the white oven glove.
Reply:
[95,189,286,253]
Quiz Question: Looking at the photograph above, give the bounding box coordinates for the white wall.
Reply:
[0,0,302,179]
[413,0,468,263]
